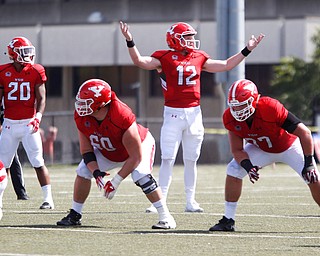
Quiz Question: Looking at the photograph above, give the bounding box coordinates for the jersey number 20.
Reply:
[8,81,31,101]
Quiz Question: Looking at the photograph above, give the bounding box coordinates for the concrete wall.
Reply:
[1,18,320,67]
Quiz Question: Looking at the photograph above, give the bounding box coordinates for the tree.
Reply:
[271,29,320,122]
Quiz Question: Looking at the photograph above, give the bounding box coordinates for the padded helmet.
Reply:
[228,79,260,122]
[75,79,112,116]
[7,37,35,65]
[166,22,200,52]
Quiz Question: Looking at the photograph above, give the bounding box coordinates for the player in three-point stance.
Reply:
[57,79,176,229]
[209,79,320,231]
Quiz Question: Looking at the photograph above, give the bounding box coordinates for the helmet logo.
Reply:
[243,83,255,91]
[8,39,18,49]
[167,24,178,35]
[89,85,105,98]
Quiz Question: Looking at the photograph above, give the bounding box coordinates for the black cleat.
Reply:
[17,194,29,200]
[209,216,235,232]
[39,202,54,209]
[57,209,82,226]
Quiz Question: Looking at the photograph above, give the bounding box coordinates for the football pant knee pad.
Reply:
[135,174,158,195]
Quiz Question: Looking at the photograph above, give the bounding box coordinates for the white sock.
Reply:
[153,198,170,221]
[72,200,84,214]
[41,184,53,204]
[159,159,175,199]
[184,159,197,204]
[0,171,8,209]
[225,201,238,220]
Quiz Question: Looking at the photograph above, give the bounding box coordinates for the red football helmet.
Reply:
[7,37,35,65]
[228,79,260,121]
[75,79,112,116]
[166,22,200,52]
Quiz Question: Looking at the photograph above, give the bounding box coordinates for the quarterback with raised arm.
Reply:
[120,21,264,213]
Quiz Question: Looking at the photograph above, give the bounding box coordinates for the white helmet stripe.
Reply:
[231,79,247,100]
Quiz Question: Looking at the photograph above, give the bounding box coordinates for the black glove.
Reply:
[302,155,318,183]
[93,169,109,190]
[240,159,261,184]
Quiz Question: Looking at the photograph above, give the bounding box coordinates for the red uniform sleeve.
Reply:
[32,64,47,84]
[257,97,288,127]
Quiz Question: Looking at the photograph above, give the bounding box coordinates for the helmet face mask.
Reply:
[229,97,255,122]
[75,96,95,116]
[7,37,35,65]
[75,79,112,116]
[167,22,200,52]
[228,79,260,122]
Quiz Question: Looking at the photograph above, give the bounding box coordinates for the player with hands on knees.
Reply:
[57,79,176,229]
[120,21,264,213]
[209,79,320,232]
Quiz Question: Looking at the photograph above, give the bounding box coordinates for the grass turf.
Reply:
[1,164,319,255]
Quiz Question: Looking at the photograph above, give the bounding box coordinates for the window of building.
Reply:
[245,64,274,96]
[72,66,139,97]
[46,67,62,97]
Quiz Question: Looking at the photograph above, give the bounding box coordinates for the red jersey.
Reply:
[223,97,297,153]
[0,63,47,120]
[151,50,209,108]
[74,92,148,162]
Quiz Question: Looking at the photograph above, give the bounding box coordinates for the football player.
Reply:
[209,79,320,231]
[0,106,29,200]
[57,79,176,229]
[120,21,264,213]
[0,37,54,213]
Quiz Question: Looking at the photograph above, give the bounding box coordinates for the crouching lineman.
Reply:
[209,79,320,232]
[57,79,176,229]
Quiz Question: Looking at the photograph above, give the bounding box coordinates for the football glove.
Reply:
[93,169,109,190]
[28,112,42,133]
[302,155,318,183]
[103,173,123,200]
[247,166,260,184]
[28,117,40,133]
[240,159,261,184]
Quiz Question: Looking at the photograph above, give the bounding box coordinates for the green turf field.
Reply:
[1,164,319,255]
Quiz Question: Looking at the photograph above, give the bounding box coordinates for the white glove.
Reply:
[103,173,123,200]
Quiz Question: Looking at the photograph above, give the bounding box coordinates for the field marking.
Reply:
[0,254,61,256]
[1,226,320,240]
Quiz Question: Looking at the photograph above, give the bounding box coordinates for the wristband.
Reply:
[93,169,103,179]
[126,39,135,48]
[240,159,254,173]
[112,173,124,186]
[241,46,251,57]
[304,155,313,166]
[83,151,97,165]
[35,112,42,122]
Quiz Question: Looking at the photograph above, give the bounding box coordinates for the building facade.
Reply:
[0,0,319,164]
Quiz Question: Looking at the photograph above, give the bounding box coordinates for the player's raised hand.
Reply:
[119,21,133,41]
[247,33,265,51]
